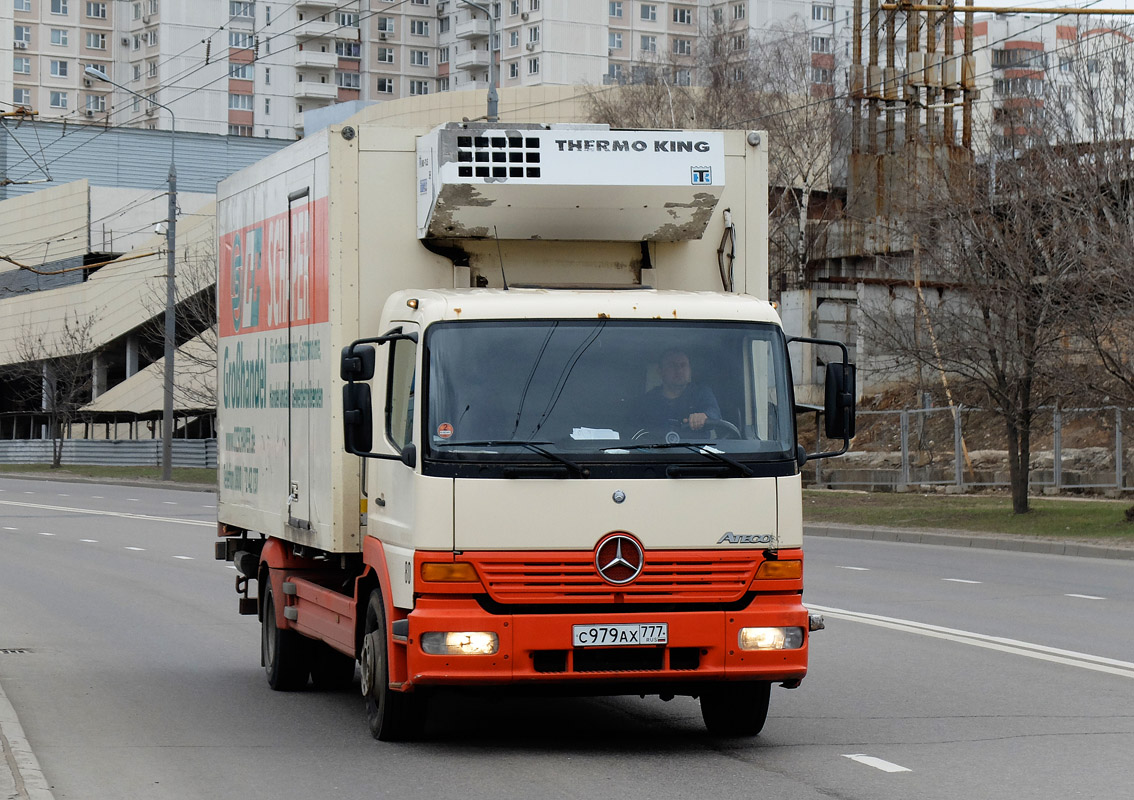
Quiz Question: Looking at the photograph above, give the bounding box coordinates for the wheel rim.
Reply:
[360,632,377,698]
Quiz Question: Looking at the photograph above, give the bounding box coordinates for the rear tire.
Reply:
[360,589,425,741]
[700,681,771,736]
[261,582,311,691]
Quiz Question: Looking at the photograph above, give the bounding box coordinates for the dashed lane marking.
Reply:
[124,547,146,551]
[942,578,982,584]
[836,566,870,571]
[0,498,212,528]
[843,754,912,773]
[1066,593,1106,600]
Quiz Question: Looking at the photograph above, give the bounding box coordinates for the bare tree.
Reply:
[585,17,846,296]
[10,312,98,468]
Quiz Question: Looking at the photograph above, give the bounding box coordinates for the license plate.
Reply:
[572,623,668,647]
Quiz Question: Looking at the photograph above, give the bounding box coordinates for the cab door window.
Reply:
[386,338,417,451]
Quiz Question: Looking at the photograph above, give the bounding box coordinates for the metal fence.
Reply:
[0,439,217,469]
[809,405,1133,493]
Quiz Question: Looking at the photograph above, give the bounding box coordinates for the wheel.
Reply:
[261,581,311,691]
[310,643,357,691]
[360,589,425,741]
[700,681,771,736]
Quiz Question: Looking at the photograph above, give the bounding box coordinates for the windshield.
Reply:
[423,319,795,474]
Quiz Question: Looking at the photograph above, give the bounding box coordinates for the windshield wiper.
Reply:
[440,440,590,478]
[607,442,755,477]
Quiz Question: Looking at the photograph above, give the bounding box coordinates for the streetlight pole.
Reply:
[85,65,177,481]
[460,0,498,122]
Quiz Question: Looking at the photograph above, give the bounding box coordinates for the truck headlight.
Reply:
[738,627,804,651]
[420,631,499,655]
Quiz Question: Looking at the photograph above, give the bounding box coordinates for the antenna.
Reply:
[494,226,509,290]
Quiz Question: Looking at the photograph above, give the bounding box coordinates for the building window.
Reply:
[733,3,745,19]
[14,89,32,106]
[810,36,831,53]
[509,30,519,47]
[148,29,158,46]
[439,16,450,33]
[149,0,158,13]
[229,62,253,78]
[410,19,429,36]
[229,32,253,48]
[672,6,693,24]
[14,0,32,10]
[337,11,359,27]
[50,59,69,77]
[1060,56,1071,72]
[529,0,539,10]
[674,68,691,86]
[509,61,519,78]
[376,47,394,63]
[510,0,519,13]
[376,77,394,93]
[14,25,31,44]
[228,124,253,136]
[230,1,253,18]
[712,7,723,23]
[409,79,430,95]
[529,25,539,42]
[50,91,68,108]
[86,94,105,112]
[228,92,254,110]
[148,59,157,77]
[86,32,107,49]
[439,76,449,91]
[133,34,141,50]
[812,4,833,21]
[732,33,745,51]
[376,17,395,33]
[411,0,429,4]
[528,56,539,74]
[264,97,270,113]
[640,3,656,21]
[609,32,622,49]
[336,41,361,58]
[14,57,31,74]
[336,71,360,89]
[640,35,656,53]
[410,49,429,66]
[133,63,142,79]
[51,29,69,46]
[609,1,622,17]
[51,0,69,14]
[265,67,270,84]
[607,63,623,82]
[265,5,270,23]
[811,66,832,83]
[439,46,449,63]
[673,38,691,55]
[133,2,141,18]
[86,1,107,18]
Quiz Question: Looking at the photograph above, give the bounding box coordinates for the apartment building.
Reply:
[7,0,857,139]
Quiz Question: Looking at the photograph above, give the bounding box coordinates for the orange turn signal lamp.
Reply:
[420,562,479,582]
[754,559,802,580]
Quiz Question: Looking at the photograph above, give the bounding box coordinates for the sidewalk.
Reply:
[0,682,52,800]
[805,522,1134,560]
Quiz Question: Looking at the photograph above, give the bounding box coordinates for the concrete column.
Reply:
[125,335,140,378]
[92,352,108,399]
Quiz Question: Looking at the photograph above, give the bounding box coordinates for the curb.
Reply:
[0,471,215,493]
[804,523,1134,561]
[0,680,53,800]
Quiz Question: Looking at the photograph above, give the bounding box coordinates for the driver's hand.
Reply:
[686,412,708,431]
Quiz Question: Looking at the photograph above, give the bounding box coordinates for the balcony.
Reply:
[455,18,491,40]
[294,80,338,100]
[296,0,338,9]
[295,20,336,40]
[454,48,491,71]
[295,49,337,69]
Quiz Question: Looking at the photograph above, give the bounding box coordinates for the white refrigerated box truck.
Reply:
[215,120,854,740]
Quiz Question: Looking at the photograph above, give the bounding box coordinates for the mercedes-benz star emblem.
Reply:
[594,533,644,585]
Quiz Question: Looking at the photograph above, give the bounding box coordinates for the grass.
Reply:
[0,463,216,486]
[804,489,1134,542]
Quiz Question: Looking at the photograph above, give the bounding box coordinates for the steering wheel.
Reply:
[631,418,742,441]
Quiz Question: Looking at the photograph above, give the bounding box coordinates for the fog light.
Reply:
[738,626,804,650]
[420,631,499,655]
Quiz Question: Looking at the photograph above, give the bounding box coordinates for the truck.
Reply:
[215,117,855,741]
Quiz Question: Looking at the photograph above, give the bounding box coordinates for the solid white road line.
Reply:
[842,754,912,773]
[0,499,212,528]
[808,604,1134,679]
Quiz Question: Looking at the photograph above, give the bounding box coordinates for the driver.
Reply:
[639,349,721,433]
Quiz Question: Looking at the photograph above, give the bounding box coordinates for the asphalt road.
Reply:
[1,476,1132,799]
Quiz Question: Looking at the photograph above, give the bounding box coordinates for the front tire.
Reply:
[700,681,771,736]
[261,581,311,691]
[360,589,425,741]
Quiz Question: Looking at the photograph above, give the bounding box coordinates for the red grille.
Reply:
[468,551,760,604]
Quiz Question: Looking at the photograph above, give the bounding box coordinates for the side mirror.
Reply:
[341,344,376,381]
[342,383,373,455]
[824,362,856,440]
